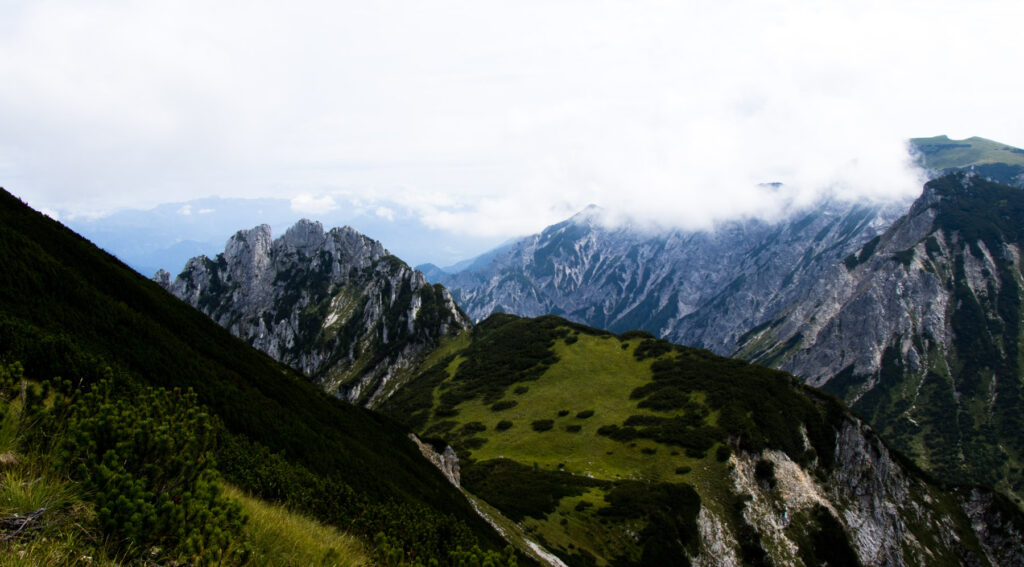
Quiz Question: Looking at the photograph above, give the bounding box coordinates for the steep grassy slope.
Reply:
[385,314,1024,567]
[0,188,508,564]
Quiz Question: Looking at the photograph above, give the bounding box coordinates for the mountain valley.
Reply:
[6,137,1024,565]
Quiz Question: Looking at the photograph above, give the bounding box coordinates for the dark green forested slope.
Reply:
[0,188,510,565]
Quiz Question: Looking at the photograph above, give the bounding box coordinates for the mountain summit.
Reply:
[158,219,470,406]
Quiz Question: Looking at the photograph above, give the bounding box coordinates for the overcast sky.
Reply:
[2,0,1022,237]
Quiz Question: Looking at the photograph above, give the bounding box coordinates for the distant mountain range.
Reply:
[434,198,905,353]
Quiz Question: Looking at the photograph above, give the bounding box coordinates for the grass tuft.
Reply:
[222,485,369,567]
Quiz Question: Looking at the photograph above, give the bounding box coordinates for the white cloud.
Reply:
[290,193,338,215]
[1,1,1022,238]
[198,208,214,214]
[178,205,192,216]
[374,206,395,221]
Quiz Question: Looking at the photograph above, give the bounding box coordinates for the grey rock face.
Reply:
[962,488,1024,567]
[727,418,1024,566]
[736,173,1024,494]
[442,197,907,355]
[159,219,471,407]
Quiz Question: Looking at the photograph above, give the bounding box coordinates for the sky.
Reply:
[2,0,1023,245]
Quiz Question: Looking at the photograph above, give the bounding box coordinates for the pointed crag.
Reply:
[160,219,470,406]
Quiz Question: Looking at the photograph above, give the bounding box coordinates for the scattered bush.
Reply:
[491,400,518,412]
[461,459,605,522]
[576,410,595,419]
[461,421,487,434]
[56,379,248,564]
[496,420,514,431]
[599,481,702,561]
[463,438,487,450]
[532,420,555,432]
[800,505,860,567]
[574,501,593,512]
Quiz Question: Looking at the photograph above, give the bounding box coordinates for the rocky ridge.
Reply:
[440,198,907,355]
[735,172,1024,497]
[157,219,470,406]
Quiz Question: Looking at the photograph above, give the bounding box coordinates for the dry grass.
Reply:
[222,484,369,567]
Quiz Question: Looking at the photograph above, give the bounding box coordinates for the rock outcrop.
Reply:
[720,418,1024,566]
[159,219,471,406]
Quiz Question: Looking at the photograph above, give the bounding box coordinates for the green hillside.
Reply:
[0,188,510,565]
[384,315,1018,566]
[913,135,1024,173]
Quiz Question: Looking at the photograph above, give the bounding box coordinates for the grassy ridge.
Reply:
[385,315,853,566]
[911,135,1024,172]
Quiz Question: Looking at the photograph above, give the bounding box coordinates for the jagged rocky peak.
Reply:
[159,219,470,407]
[227,222,273,257]
[153,268,171,288]
[280,218,324,251]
